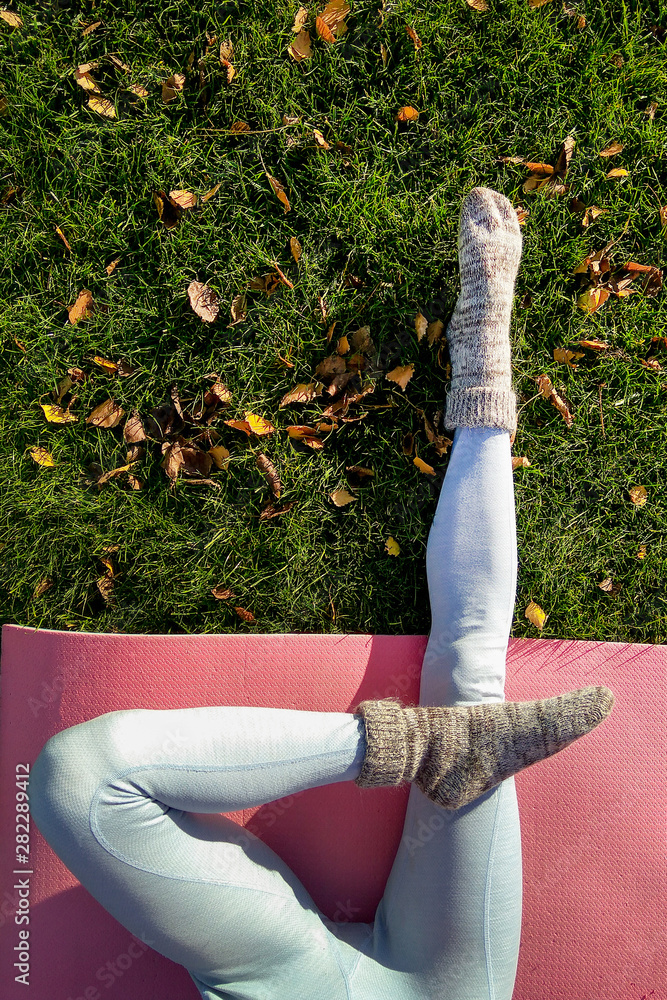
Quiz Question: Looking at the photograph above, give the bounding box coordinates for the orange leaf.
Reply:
[396,106,419,122]
[68,289,94,324]
[266,173,291,213]
[414,455,435,475]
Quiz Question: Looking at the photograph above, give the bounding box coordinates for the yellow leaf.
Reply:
[292,6,309,31]
[209,445,231,470]
[127,83,149,98]
[313,129,331,149]
[169,189,197,209]
[74,67,101,93]
[88,97,116,119]
[385,536,401,556]
[582,205,607,227]
[606,168,629,179]
[629,485,647,507]
[201,182,222,203]
[525,601,548,629]
[466,0,489,9]
[636,544,647,559]
[415,312,428,341]
[386,364,415,390]
[93,356,118,372]
[266,173,291,213]
[86,398,125,428]
[0,10,23,27]
[82,20,102,36]
[245,412,276,436]
[288,29,313,61]
[396,106,419,122]
[577,286,610,315]
[512,456,531,470]
[413,455,435,475]
[331,487,356,506]
[29,446,57,467]
[598,141,624,157]
[68,289,94,324]
[40,403,78,424]
[528,0,553,6]
[106,258,121,275]
[577,339,608,350]
[290,236,302,262]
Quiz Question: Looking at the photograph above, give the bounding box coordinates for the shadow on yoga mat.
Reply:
[0,626,664,1000]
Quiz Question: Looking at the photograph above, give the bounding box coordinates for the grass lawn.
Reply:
[0,0,666,642]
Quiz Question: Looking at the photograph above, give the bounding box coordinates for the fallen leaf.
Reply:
[515,204,530,225]
[636,544,647,559]
[512,456,531,469]
[86,398,125,428]
[315,0,350,42]
[313,128,331,149]
[33,578,52,597]
[385,536,400,556]
[153,190,181,228]
[346,466,374,488]
[413,455,435,475]
[536,375,573,426]
[402,433,414,456]
[169,189,197,209]
[256,453,281,497]
[287,425,325,448]
[88,97,116,119]
[105,258,120,275]
[230,121,250,134]
[209,445,231,470]
[280,383,317,406]
[577,286,611,314]
[598,576,622,595]
[553,347,585,368]
[386,364,414,390]
[127,82,149,98]
[272,261,294,289]
[599,141,624,157]
[260,501,295,519]
[659,206,667,228]
[267,173,291,213]
[68,289,94,324]
[212,585,236,600]
[349,325,375,354]
[292,7,309,31]
[82,20,102,36]
[188,280,219,322]
[577,339,608,350]
[221,57,235,83]
[229,292,247,326]
[0,10,22,27]
[29,446,57,467]
[74,66,101,93]
[645,101,658,120]
[219,39,234,61]
[225,412,275,436]
[525,601,548,629]
[415,312,428,341]
[380,42,389,66]
[336,335,350,355]
[610,53,624,68]
[249,273,282,296]
[55,225,72,251]
[629,485,647,507]
[92,356,118,373]
[201,182,222,203]
[124,411,146,443]
[396,106,419,122]
[40,403,78,424]
[96,462,137,486]
[405,24,422,48]
[606,167,629,179]
[234,606,255,623]
[289,28,313,60]
[582,205,607,227]
[427,319,445,346]
[162,73,185,104]
[331,487,356,506]
[290,237,302,262]
[108,54,131,72]
[466,0,489,9]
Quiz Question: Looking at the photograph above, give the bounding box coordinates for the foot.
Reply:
[444,187,523,433]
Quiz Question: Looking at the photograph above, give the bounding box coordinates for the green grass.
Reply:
[1,0,666,642]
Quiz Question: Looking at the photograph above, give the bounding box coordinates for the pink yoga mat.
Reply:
[0,625,664,1000]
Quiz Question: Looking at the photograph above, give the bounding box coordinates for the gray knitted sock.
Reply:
[444,186,522,432]
[354,686,614,810]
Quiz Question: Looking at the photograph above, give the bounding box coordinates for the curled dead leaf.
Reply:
[0,10,23,27]
[188,280,219,322]
[466,0,489,9]
[577,286,611,315]
[553,347,585,368]
[512,456,531,470]
[229,292,247,326]
[169,189,197,209]
[582,205,607,227]
[598,577,622,596]
[405,24,422,48]
[212,585,236,600]
[162,73,185,104]
[413,455,435,475]
[290,237,302,262]
[235,606,255,623]
[280,383,317,406]
[292,7,309,31]
[525,601,548,629]
[536,375,573,427]
[267,173,291,213]
[415,312,428,341]
[256,453,281,497]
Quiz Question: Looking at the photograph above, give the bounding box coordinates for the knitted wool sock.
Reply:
[354,686,614,810]
[444,186,523,433]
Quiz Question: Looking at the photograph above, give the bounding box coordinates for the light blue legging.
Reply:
[29,426,522,1000]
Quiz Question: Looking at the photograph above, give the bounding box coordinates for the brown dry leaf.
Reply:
[267,173,291,213]
[124,410,146,443]
[201,182,222,203]
[466,0,489,9]
[577,339,608,351]
[349,325,375,354]
[127,83,149,98]
[515,205,530,225]
[636,544,647,559]
[385,536,400,556]
[106,258,121,276]
[260,501,295,520]
[570,196,586,212]
[281,383,317,406]
[256,453,281,497]
[188,280,219,322]
[40,403,78,424]
[289,237,302,262]
[415,312,428,342]
[97,462,137,486]
[525,601,548,629]
[55,225,72,251]
[386,364,414,390]
[396,106,419,122]
[68,289,94,324]
[606,168,629,179]
[582,205,607,227]
[75,66,101,93]
[221,58,236,83]
[659,206,667,228]
[162,73,185,104]
[563,4,586,27]
[249,273,282,296]
[289,29,313,61]
[292,6,309,31]
[230,121,250,134]
[577,286,611,314]
[209,445,231,470]
[0,10,23,27]
[325,321,337,343]
[553,347,585,368]
[405,24,422,48]
[645,101,658,120]
[346,466,374,488]
[286,425,324,449]
[225,412,275,436]
[599,141,624,157]
[336,335,350,355]
[598,577,622,596]
[92,356,118,373]
[528,0,553,6]
[313,129,331,150]
[86,398,125,428]
[33,578,53,598]
[316,0,350,41]
[629,485,648,507]
[29,446,57,467]
[272,261,294,289]
[414,455,435,475]
[108,54,131,72]
[402,432,414,456]
[88,97,116,119]
[536,374,573,426]
[331,487,356,506]
[427,319,445,346]
[512,456,531,470]
[229,292,247,326]
[212,585,236,600]
[610,53,624,68]
[169,189,197,209]
[235,606,256,623]
[82,20,102,36]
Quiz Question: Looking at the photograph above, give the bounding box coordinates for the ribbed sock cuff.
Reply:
[444,386,517,432]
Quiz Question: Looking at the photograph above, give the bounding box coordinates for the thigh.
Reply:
[29,726,353,999]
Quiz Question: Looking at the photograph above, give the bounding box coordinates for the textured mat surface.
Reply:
[0,625,664,1000]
